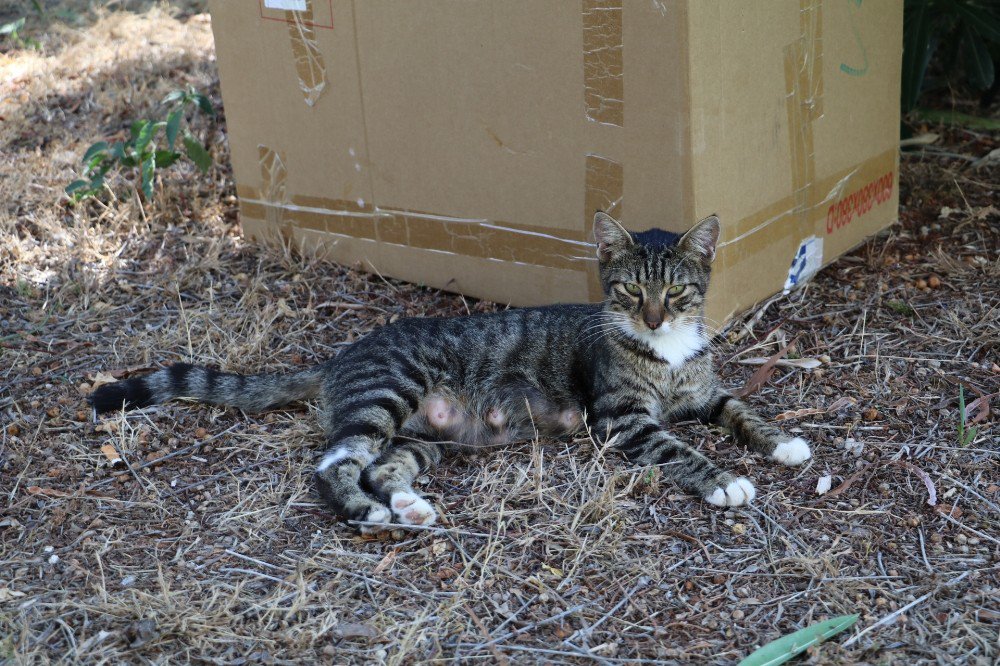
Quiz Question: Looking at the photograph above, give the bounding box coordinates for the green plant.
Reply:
[957,385,979,446]
[903,0,1000,112]
[738,614,859,666]
[0,17,40,49]
[66,87,215,203]
[886,300,916,316]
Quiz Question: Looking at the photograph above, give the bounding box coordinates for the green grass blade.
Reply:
[913,108,1000,130]
[738,614,859,666]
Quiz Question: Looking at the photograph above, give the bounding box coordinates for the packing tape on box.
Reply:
[718,147,896,253]
[582,0,624,127]
[237,185,595,272]
[240,147,895,280]
[284,0,326,106]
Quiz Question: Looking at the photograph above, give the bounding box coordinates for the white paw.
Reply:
[704,477,756,507]
[390,491,437,526]
[359,505,393,534]
[772,437,812,466]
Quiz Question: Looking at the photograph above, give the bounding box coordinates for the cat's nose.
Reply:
[644,317,663,330]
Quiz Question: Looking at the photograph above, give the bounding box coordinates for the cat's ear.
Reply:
[593,212,633,263]
[678,214,721,264]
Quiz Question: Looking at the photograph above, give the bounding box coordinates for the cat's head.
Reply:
[593,212,719,351]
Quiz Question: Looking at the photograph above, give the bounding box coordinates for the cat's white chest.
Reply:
[636,324,706,366]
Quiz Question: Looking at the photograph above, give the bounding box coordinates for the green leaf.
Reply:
[65,179,89,195]
[81,141,108,164]
[962,23,995,89]
[83,155,107,175]
[950,2,1000,44]
[161,89,186,107]
[133,120,156,155]
[191,93,214,116]
[130,119,149,141]
[140,153,155,200]
[154,150,181,168]
[108,141,125,160]
[738,614,859,666]
[182,131,212,173]
[0,17,26,36]
[902,1,936,112]
[165,108,183,149]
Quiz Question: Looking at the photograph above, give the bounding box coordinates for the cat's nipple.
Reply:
[486,407,506,429]
[558,409,582,432]
[425,397,459,429]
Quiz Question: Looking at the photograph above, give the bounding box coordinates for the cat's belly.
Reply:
[401,389,583,448]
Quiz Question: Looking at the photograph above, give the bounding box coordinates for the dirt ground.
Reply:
[1,3,998,665]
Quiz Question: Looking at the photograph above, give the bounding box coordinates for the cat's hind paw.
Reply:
[390,491,438,527]
[359,505,393,534]
[772,437,812,466]
[704,477,756,507]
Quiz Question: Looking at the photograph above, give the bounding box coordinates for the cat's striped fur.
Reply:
[92,213,811,531]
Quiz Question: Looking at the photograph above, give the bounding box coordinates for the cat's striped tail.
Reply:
[90,362,326,414]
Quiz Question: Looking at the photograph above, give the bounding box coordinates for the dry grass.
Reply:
[1,3,998,664]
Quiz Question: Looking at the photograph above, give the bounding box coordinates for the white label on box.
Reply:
[783,235,824,293]
[264,0,307,10]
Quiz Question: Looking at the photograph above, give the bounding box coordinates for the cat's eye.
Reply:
[666,284,685,297]
[622,283,642,297]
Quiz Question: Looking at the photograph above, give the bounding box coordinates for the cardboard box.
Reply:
[209,0,901,324]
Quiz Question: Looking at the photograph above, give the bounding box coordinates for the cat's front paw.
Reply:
[390,491,438,527]
[704,477,756,507]
[772,437,812,466]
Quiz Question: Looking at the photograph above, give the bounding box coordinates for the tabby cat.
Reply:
[92,213,811,531]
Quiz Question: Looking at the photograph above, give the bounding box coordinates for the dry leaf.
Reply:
[826,396,858,412]
[89,371,119,391]
[934,503,962,518]
[0,588,26,602]
[372,549,398,575]
[776,407,827,421]
[330,622,378,640]
[100,444,123,466]
[0,517,22,529]
[891,460,937,506]
[966,394,991,425]
[27,486,72,498]
[816,475,833,495]
[734,340,796,398]
[738,357,822,369]
[541,564,563,578]
[899,132,938,148]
